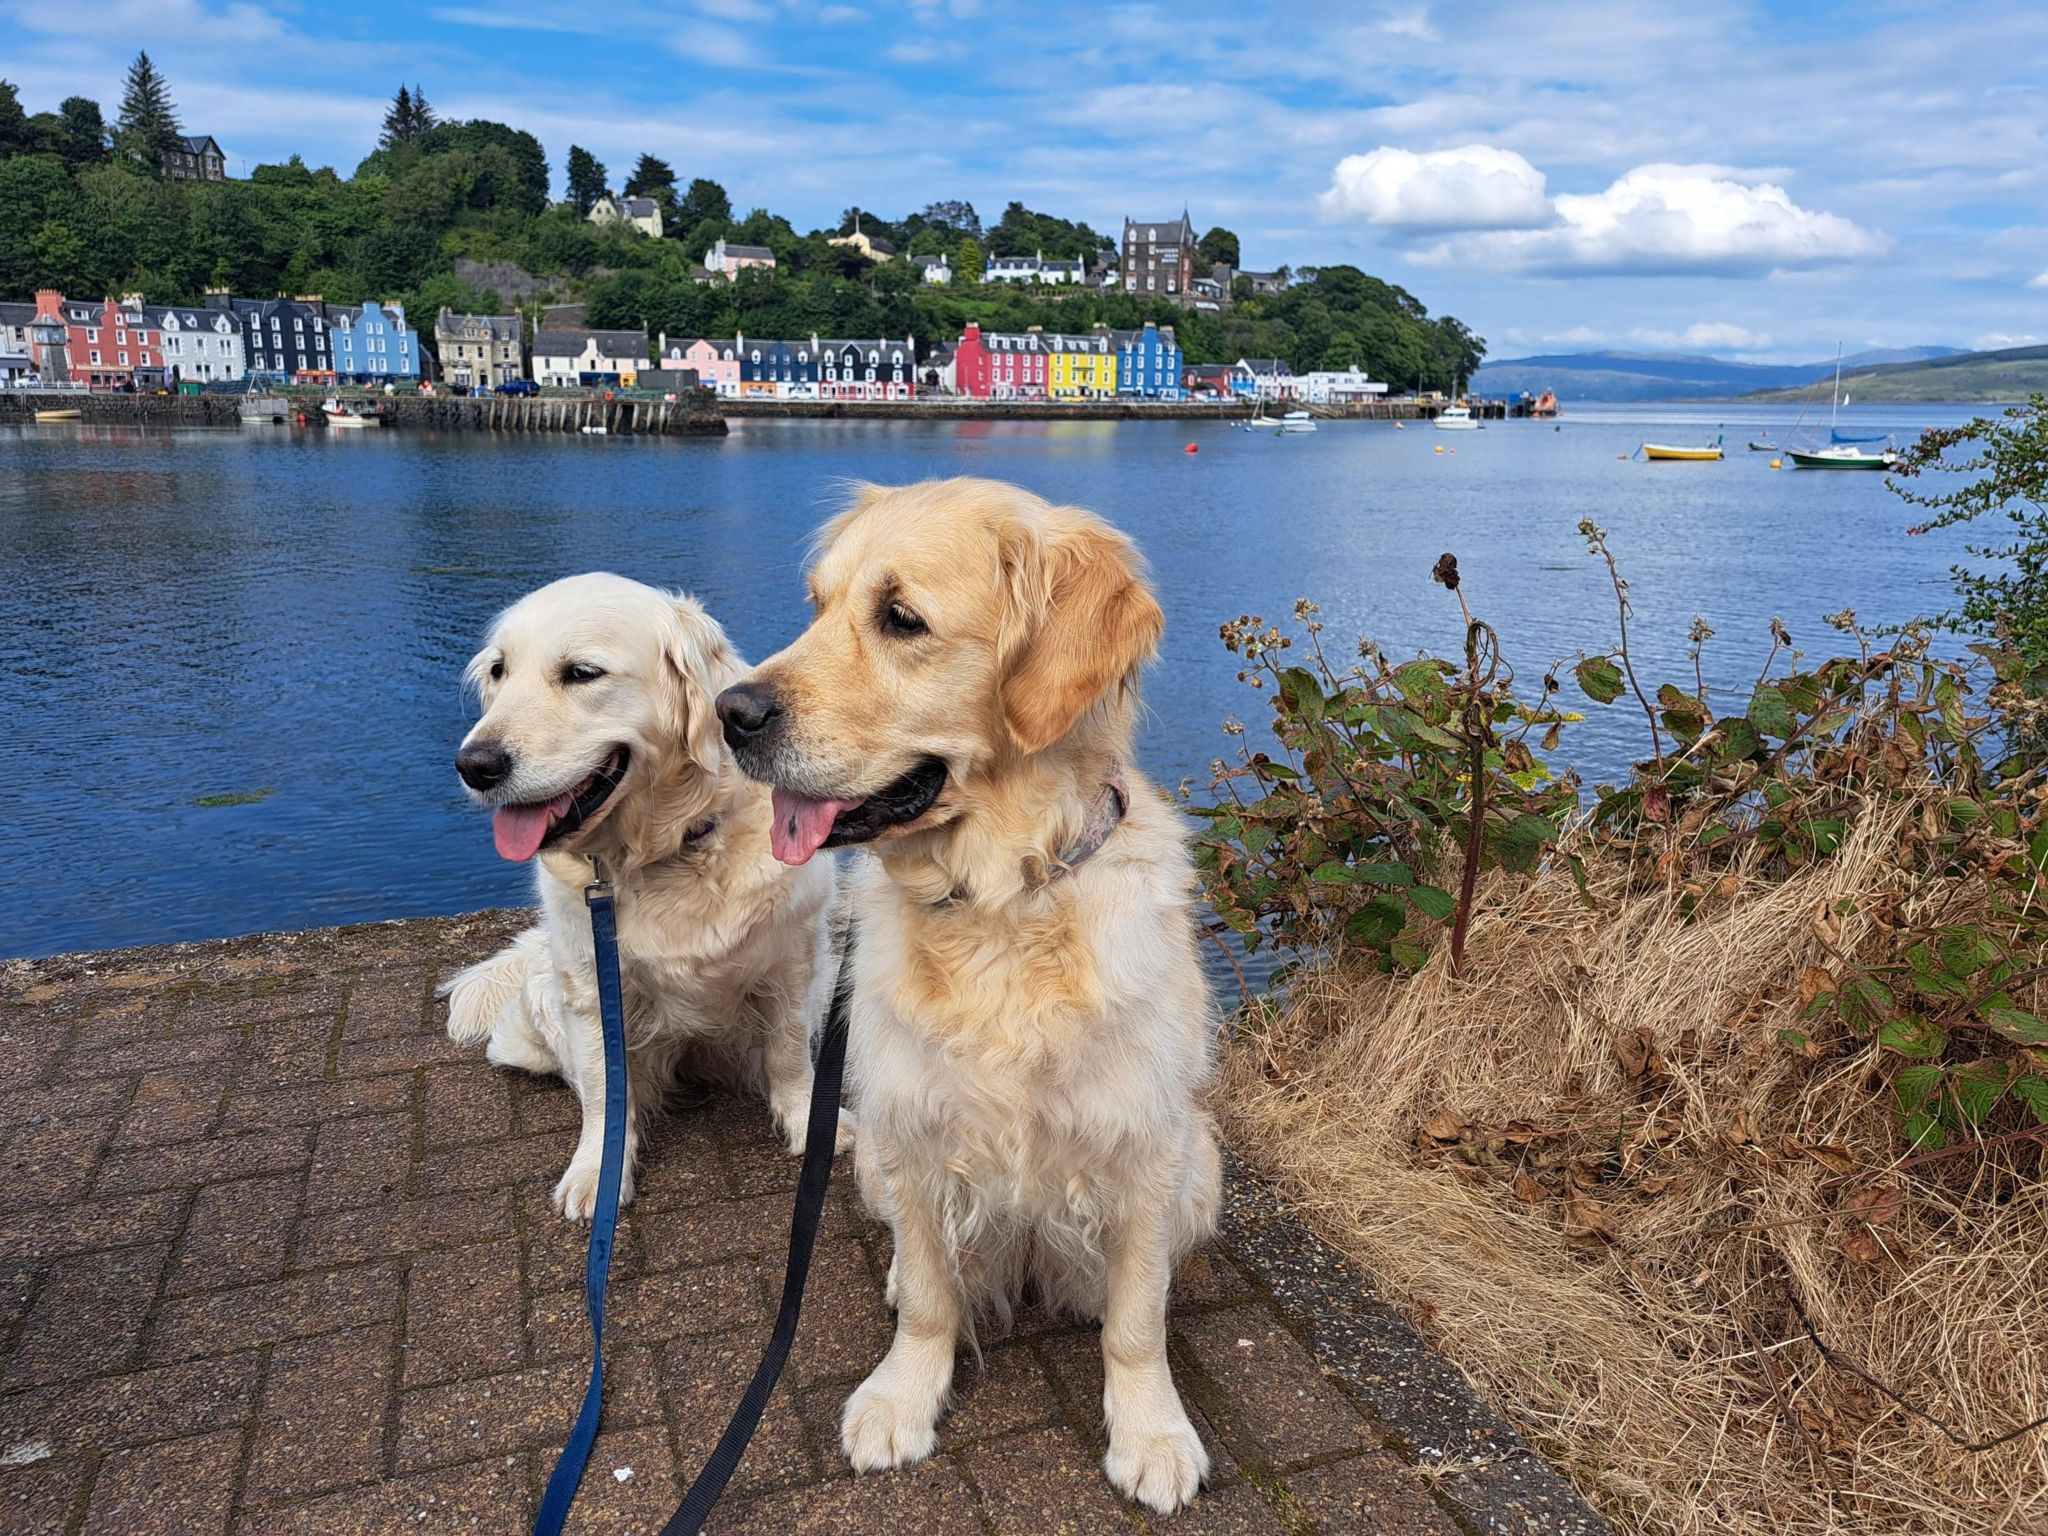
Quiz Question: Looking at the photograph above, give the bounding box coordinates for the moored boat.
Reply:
[1277,410,1316,434]
[1787,443,1896,470]
[32,408,82,423]
[1642,436,1723,461]
[1434,404,1478,430]
[322,398,378,429]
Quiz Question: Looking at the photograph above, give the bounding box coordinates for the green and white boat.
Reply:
[1787,346,1897,470]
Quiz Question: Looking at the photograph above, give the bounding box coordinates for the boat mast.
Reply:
[1830,343,1842,433]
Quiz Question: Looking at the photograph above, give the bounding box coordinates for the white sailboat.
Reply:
[1787,347,1895,470]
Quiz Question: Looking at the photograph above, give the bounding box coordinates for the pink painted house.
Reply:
[657,334,742,397]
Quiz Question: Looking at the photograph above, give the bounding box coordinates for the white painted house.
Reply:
[531,328,648,386]
[148,293,246,383]
[1300,367,1388,404]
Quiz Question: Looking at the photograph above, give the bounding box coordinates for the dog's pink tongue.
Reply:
[492,792,573,862]
[770,788,858,865]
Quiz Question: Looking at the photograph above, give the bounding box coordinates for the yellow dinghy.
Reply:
[33,408,82,423]
[1641,434,1723,461]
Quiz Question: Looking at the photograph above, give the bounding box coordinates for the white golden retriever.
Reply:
[441,572,839,1220]
[715,480,1222,1513]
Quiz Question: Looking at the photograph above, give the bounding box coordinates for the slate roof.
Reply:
[621,197,659,220]
[0,301,38,327]
[534,328,648,359]
[1124,211,1195,242]
[181,135,224,157]
[1241,357,1292,376]
[722,243,774,260]
[436,311,521,343]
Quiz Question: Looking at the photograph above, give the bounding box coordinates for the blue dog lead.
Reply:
[532,864,632,1535]
[533,861,855,1536]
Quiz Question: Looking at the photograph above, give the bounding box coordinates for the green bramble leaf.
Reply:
[1575,656,1624,705]
[1408,885,1458,921]
[1746,683,1796,741]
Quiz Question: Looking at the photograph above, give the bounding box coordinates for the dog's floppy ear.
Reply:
[999,512,1163,756]
[660,595,736,772]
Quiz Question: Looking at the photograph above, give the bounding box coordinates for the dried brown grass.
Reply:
[1218,801,2048,1535]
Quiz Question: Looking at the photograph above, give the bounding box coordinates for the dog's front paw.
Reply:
[552,1152,635,1223]
[778,1100,856,1159]
[841,1372,940,1472]
[1104,1415,1208,1515]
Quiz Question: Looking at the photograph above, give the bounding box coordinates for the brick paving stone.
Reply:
[82,1427,242,1536]
[710,1459,985,1535]
[4,1243,168,1387]
[304,1111,411,1213]
[506,1074,582,1135]
[786,1237,894,1388]
[334,1030,471,1079]
[112,1065,224,1149]
[295,1190,514,1268]
[234,1456,530,1536]
[528,1259,764,1364]
[0,1352,260,1454]
[242,1323,395,1506]
[416,1131,566,1199]
[943,1342,1064,1442]
[637,1190,844,1270]
[1154,1481,1292,1536]
[1284,1452,1466,1535]
[59,1025,240,1080]
[404,1238,526,1387]
[342,968,434,1041]
[629,1118,747,1215]
[168,1174,302,1296]
[236,1012,337,1093]
[559,1423,680,1535]
[148,1261,403,1362]
[423,1061,514,1147]
[525,1183,647,1293]
[96,1127,308,1197]
[217,1074,410,1134]
[1173,1249,1255,1309]
[665,1327,816,1498]
[395,1348,663,1472]
[0,1029,63,1092]
[960,1425,1131,1536]
[0,1190,185,1281]
[2,1107,120,1206]
[1177,1307,1374,1468]
[0,1457,88,1535]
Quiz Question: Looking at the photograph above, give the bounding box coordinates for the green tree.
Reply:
[0,81,27,158]
[625,153,675,199]
[380,86,415,150]
[1197,226,1240,271]
[954,235,983,285]
[565,145,606,215]
[1893,397,2048,684]
[409,86,438,137]
[58,97,109,169]
[115,52,182,168]
[676,177,731,231]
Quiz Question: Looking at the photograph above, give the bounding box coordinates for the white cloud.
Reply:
[2029,270,2048,290]
[670,20,757,65]
[1631,322,1772,351]
[885,37,964,63]
[699,0,773,18]
[1318,144,1551,230]
[1974,332,2040,350]
[816,3,865,19]
[1416,163,1884,275]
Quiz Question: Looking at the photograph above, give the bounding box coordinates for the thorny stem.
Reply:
[1453,619,1489,979]
[1586,528,1665,767]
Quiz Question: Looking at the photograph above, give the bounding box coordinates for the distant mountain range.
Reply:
[1471,346,1963,402]
[1736,344,2048,404]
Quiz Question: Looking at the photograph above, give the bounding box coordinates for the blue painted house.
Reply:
[1112,321,1184,400]
[737,337,818,398]
[329,301,420,383]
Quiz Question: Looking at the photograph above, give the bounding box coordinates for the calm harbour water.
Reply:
[0,402,1987,958]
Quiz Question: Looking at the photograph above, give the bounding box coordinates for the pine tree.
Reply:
[0,81,28,159]
[115,51,182,169]
[624,154,675,199]
[566,146,607,216]
[57,97,108,167]
[409,86,437,137]
[379,85,414,150]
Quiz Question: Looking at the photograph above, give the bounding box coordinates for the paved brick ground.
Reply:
[1,913,1604,1536]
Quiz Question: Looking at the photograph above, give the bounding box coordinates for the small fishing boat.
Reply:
[322,399,378,429]
[580,425,609,436]
[33,408,82,423]
[1277,410,1316,434]
[1642,436,1724,461]
[1434,404,1478,430]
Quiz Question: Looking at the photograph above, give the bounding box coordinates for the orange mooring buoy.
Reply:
[1184,442,1198,454]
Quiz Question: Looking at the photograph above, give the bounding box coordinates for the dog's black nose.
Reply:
[716,681,783,748]
[456,741,513,791]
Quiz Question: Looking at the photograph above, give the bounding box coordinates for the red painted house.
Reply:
[38,291,164,390]
[952,321,1048,400]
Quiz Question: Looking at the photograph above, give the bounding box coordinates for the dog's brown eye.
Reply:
[883,602,928,636]
[563,663,606,684]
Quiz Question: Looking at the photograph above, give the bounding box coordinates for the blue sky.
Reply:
[5,0,2044,362]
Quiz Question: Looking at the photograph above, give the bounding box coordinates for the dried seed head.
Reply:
[1431,553,1461,591]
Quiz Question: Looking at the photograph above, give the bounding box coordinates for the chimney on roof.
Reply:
[204,287,230,311]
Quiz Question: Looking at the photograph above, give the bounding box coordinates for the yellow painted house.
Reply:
[1046,326,1118,399]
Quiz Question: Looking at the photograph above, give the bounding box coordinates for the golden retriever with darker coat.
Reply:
[716,479,1221,1513]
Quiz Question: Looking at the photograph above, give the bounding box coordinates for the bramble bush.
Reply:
[1196,501,2048,1155]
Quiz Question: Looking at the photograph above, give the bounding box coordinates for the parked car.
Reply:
[495,379,539,397]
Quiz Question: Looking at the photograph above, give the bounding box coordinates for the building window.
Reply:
[90,350,101,365]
